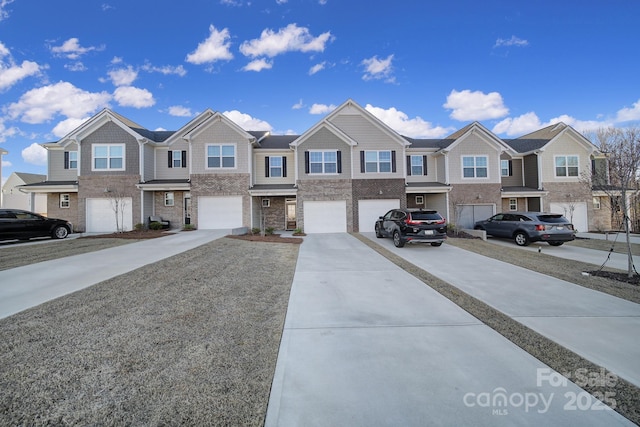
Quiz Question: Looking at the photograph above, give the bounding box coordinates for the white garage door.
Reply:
[550,202,588,232]
[304,200,347,233]
[198,196,243,229]
[358,199,400,232]
[86,198,133,233]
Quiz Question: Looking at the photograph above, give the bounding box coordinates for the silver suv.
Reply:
[474,212,575,246]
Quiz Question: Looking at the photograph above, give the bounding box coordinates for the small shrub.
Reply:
[265,227,275,235]
[134,223,144,231]
[293,228,303,234]
[149,221,164,230]
[251,227,261,235]
[183,224,195,231]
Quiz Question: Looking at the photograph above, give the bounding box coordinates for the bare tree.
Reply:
[106,184,129,233]
[586,126,640,278]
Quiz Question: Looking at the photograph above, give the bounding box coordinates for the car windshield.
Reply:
[536,214,569,223]
[411,212,442,221]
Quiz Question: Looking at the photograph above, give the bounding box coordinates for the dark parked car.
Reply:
[0,209,72,241]
[375,208,447,248]
[474,212,575,246]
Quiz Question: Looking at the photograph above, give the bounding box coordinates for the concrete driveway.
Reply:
[266,233,633,426]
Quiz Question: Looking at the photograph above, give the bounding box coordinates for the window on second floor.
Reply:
[93,144,124,171]
[168,150,187,168]
[462,156,488,178]
[555,155,579,177]
[207,144,235,169]
[364,150,393,173]
[407,155,427,176]
[305,150,341,174]
[501,160,512,177]
[64,151,78,169]
[265,156,287,177]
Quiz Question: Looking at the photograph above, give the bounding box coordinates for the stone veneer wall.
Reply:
[47,192,79,232]
[542,182,605,231]
[352,179,406,232]
[296,179,353,232]
[77,175,141,232]
[189,174,251,229]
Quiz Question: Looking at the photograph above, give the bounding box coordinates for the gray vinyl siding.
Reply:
[297,127,352,181]
[523,154,539,188]
[500,155,523,187]
[80,122,139,176]
[254,150,295,185]
[156,141,189,180]
[448,134,501,184]
[48,142,79,181]
[190,121,250,175]
[142,143,155,181]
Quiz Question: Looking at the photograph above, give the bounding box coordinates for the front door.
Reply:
[184,193,192,225]
[285,199,296,230]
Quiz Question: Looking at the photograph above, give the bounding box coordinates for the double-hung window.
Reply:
[164,192,174,206]
[207,144,235,169]
[64,151,78,169]
[555,155,579,177]
[411,155,424,175]
[365,150,392,173]
[501,160,512,177]
[270,156,283,177]
[309,151,337,174]
[462,156,488,178]
[93,144,124,171]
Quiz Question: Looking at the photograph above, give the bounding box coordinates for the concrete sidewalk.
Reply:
[265,234,632,426]
[0,229,227,319]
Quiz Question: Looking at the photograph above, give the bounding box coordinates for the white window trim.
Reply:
[206,143,237,170]
[554,155,580,178]
[501,159,510,177]
[69,151,78,170]
[365,150,392,174]
[164,191,175,207]
[461,155,489,179]
[92,143,125,171]
[593,197,601,210]
[309,150,339,175]
[60,193,70,208]
[269,156,283,177]
[411,155,424,176]
[509,198,517,211]
[172,150,182,168]
[415,195,424,205]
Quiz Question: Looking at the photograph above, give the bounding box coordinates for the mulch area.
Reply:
[226,234,304,244]
[587,270,640,285]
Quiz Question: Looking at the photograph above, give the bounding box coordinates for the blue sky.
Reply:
[1,0,639,183]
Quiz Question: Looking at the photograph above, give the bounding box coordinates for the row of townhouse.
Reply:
[17,99,613,234]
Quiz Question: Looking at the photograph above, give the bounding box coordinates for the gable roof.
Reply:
[438,121,514,154]
[290,117,358,148]
[13,172,46,185]
[504,122,599,154]
[56,109,153,147]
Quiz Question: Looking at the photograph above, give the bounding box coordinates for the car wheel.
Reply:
[375,223,383,238]
[430,242,443,247]
[548,242,564,246]
[52,225,69,239]
[514,232,530,246]
[393,231,405,248]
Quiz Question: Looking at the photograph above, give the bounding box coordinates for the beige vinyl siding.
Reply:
[405,151,438,183]
[331,114,404,179]
[448,134,501,184]
[436,155,446,183]
[48,142,79,181]
[156,141,189,180]
[539,134,590,183]
[254,151,295,185]
[80,122,139,176]
[297,127,352,181]
[190,121,250,175]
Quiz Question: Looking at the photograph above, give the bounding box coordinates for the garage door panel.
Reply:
[86,198,133,233]
[304,201,347,233]
[550,202,587,232]
[198,196,243,229]
[358,199,400,232]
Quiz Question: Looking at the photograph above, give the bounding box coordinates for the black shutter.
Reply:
[168,151,173,168]
[423,155,428,175]
[337,151,342,174]
[406,156,411,176]
[304,151,310,174]
[391,150,396,173]
[282,156,287,177]
[182,151,187,168]
[265,156,270,177]
[360,151,365,173]
[508,160,513,176]
[64,151,69,169]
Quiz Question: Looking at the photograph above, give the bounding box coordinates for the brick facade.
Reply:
[77,175,141,232]
[297,179,353,232]
[352,178,406,232]
[190,174,251,229]
[47,192,79,232]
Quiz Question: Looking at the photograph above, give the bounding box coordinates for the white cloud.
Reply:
[0,0,15,21]
[65,61,87,72]
[22,142,47,166]
[309,62,326,75]
[365,104,453,138]
[2,159,11,167]
[309,103,336,114]
[0,117,18,142]
[108,66,137,86]
[616,99,640,122]
[239,23,332,58]
[444,89,509,121]
[50,38,104,60]
[52,117,89,137]
[292,99,304,110]
[8,81,112,124]
[113,86,155,108]
[141,63,187,77]
[0,41,9,57]
[168,105,193,117]
[242,58,273,72]
[494,36,529,48]
[0,59,41,90]
[186,25,234,64]
[492,112,611,136]
[361,54,394,82]
[223,110,272,131]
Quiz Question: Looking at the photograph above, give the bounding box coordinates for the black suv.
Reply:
[0,209,72,241]
[375,208,447,247]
